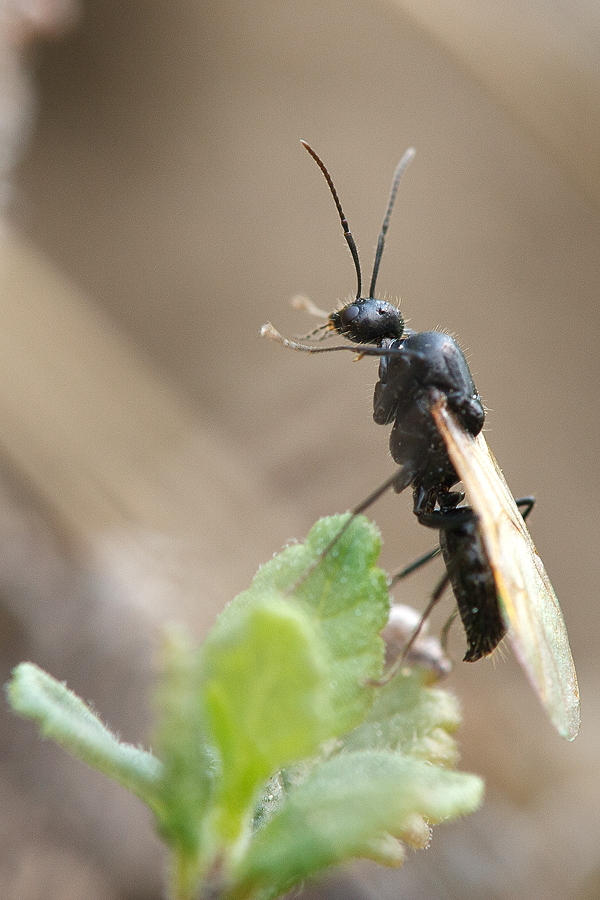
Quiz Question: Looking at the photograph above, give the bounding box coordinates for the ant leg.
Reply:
[398,570,450,664]
[389,546,441,588]
[416,496,534,532]
[286,466,409,594]
[516,497,535,520]
[441,610,458,654]
[372,569,451,686]
[417,505,476,530]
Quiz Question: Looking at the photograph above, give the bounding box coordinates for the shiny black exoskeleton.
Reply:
[330,297,405,344]
[371,328,484,508]
[328,302,485,514]
[331,300,485,511]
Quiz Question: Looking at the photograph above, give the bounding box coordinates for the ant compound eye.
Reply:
[329,304,360,338]
[339,305,360,326]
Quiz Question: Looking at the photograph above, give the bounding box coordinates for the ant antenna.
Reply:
[301,141,363,300]
[368,147,415,299]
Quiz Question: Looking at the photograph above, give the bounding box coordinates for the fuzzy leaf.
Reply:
[152,629,216,897]
[246,515,390,730]
[198,515,389,850]
[200,594,334,845]
[235,749,484,900]
[343,667,462,766]
[6,663,162,805]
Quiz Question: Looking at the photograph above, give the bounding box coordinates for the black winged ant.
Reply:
[263,141,485,517]
[262,143,579,739]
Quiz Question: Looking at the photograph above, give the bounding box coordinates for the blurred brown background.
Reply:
[0,0,599,898]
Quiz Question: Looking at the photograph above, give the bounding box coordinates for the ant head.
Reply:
[301,141,414,346]
[330,298,404,344]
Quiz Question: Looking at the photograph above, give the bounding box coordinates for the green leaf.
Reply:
[5,516,485,900]
[6,663,162,806]
[199,515,390,852]
[247,515,390,731]
[235,750,484,900]
[200,594,334,847]
[343,667,462,767]
[152,628,216,899]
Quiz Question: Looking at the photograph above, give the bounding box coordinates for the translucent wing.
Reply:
[431,398,580,741]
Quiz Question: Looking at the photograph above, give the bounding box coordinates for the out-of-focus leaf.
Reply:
[235,749,484,900]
